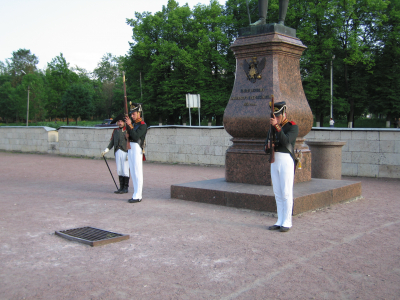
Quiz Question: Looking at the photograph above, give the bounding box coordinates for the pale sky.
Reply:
[0,0,225,72]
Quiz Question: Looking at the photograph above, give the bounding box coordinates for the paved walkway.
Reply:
[0,152,399,300]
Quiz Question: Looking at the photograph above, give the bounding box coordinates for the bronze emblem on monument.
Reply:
[243,57,266,83]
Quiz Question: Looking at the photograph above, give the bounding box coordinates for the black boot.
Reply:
[114,176,124,194]
[122,176,129,193]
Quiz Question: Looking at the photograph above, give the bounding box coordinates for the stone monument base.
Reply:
[225,138,312,185]
[171,178,362,215]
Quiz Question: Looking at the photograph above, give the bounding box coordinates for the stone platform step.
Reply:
[171,178,362,215]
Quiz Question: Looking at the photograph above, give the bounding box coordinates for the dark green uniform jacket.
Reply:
[107,127,129,154]
[265,121,299,161]
[127,121,147,149]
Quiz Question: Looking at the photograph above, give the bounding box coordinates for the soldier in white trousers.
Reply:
[265,101,298,232]
[124,103,147,203]
[101,113,130,194]
[271,152,294,229]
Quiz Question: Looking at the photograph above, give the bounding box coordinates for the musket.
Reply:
[103,155,119,190]
[122,71,131,150]
[268,94,275,164]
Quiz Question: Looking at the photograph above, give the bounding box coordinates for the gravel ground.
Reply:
[0,152,399,300]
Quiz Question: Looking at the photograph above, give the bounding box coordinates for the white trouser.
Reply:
[115,149,129,177]
[128,142,143,199]
[271,152,294,228]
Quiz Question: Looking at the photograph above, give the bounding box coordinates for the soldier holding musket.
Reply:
[125,103,147,203]
[101,113,130,194]
[265,101,298,232]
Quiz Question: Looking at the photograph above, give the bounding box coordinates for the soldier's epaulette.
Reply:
[289,121,296,125]
[140,121,145,125]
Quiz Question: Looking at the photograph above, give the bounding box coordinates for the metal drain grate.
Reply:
[55,226,129,247]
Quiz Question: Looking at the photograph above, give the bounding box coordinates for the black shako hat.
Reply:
[269,101,287,116]
[110,113,126,124]
[129,102,143,115]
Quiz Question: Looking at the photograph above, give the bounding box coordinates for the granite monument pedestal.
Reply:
[171,178,362,215]
[223,25,313,185]
[171,25,361,215]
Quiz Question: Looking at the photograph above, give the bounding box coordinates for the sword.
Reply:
[103,155,119,190]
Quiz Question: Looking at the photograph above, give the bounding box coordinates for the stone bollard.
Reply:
[305,140,346,180]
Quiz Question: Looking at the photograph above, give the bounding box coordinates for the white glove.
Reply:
[101,148,109,157]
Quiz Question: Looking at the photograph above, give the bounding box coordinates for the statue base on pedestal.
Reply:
[239,23,296,37]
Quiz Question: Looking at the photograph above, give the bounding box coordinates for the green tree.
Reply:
[0,49,40,122]
[0,80,17,123]
[61,84,95,125]
[93,53,120,82]
[0,61,9,75]
[0,80,26,123]
[45,53,79,120]
[333,0,388,127]
[289,0,341,126]
[224,0,258,31]
[125,0,235,125]
[93,53,123,118]
[369,0,400,123]
[8,49,39,87]
[21,72,47,122]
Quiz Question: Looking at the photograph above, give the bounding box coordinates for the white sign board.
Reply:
[185,94,201,126]
[186,94,201,108]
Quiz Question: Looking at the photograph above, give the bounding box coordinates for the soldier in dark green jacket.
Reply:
[265,101,298,232]
[124,103,147,203]
[101,113,130,194]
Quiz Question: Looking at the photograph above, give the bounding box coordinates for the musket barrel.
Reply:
[269,94,275,164]
[122,71,131,150]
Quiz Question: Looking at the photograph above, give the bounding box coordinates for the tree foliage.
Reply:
[369,0,400,121]
[125,0,235,125]
[62,84,95,125]
[21,72,47,122]
[0,80,17,123]
[93,53,124,118]
[9,49,39,81]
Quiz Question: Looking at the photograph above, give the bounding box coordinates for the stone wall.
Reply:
[0,126,58,154]
[0,126,399,178]
[304,128,400,178]
[57,126,115,158]
[56,126,232,162]
[146,126,232,165]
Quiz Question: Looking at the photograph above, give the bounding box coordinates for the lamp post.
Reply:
[26,85,30,127]
[21,70,30,126]
[330,55,335,119]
